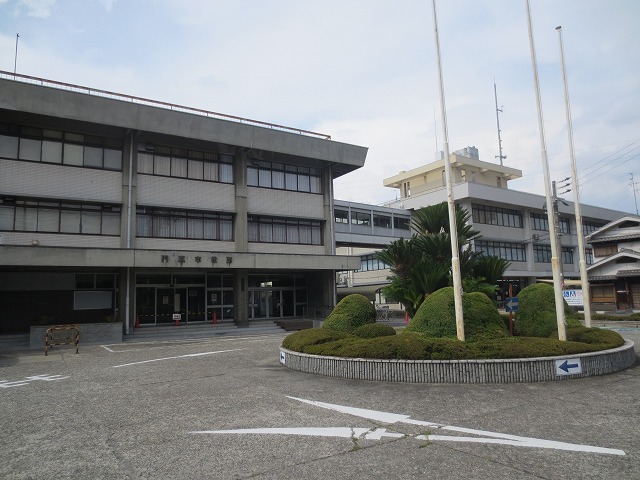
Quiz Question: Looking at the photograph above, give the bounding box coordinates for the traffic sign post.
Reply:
[506,285,519,336]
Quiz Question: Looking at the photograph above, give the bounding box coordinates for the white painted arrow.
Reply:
[287,396,625,456]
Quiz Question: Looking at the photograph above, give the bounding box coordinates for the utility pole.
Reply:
[552,180,564,285]
[630,173,639,215]
[494,82,507,166]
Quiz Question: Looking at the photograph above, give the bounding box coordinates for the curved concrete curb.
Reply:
[279,340,637,383]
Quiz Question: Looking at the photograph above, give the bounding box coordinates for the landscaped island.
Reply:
[283,285,626,361]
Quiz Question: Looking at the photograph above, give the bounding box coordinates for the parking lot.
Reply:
[1,328,639,479]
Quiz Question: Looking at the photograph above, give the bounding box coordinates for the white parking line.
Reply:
[112,348,244,368]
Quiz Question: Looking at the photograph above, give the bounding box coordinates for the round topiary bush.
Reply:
[322,294,376,332]
[352,323,397,339]
[404,287,509,340]
[515,283,582,337]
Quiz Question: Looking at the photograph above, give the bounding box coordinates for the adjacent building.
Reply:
[336,147,628,307]
[586,215,640,310]
[0,74,367,334]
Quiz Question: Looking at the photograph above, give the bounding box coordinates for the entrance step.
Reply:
[126,321,285,343]
[273,319,314,331]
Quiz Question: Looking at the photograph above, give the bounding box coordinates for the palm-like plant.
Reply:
[377,202,508,315]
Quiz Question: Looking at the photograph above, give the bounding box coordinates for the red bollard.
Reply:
[211,311,218,324]
[404,311,409,324]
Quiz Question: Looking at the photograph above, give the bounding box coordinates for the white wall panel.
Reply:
[0,159,122,202]
[247,187,324,219]
[0,232,120,248]
[248,243,325,256]
[137,176,235,212]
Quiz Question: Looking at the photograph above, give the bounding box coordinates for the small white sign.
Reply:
[172,313,182,321]
[563,289,583,306]
[279,351,286,365]
[555,358,582,375]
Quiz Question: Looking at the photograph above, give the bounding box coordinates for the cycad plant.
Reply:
[375,202,508,316]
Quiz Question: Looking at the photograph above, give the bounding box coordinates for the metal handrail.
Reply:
[0,70,331,140]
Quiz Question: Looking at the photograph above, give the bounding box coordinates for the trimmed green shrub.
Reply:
[515,283,582,337]
[322,294,376,332]
[576,312,640,322]
[405,287,508,340]
[283,325,625,360]
[554,326,625,349]
[282,328,350,351]
[352,323,397,339]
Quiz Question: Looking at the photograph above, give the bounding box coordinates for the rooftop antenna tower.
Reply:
[494,81,506,166]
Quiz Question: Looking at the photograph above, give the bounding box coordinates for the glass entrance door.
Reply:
[249,289,296,320]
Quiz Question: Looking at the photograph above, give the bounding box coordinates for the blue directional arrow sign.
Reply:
[555,358,582,375]
[505,296,519,313]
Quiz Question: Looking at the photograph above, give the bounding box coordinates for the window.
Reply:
[561,247,574,265]
[559,217,571,234]
[0,197,121,235]
[373,214,392,228]
[0,122,123,171]
[247,215,322,245]
[531,212,549,231]
[137,144,233,184]
[334,209,349,224]
[585,248,593,265]
[357,254,390,272]
[350,211,371,226]
[393,216,410,230]
[472,204,523,228]
[534,245,552,263]
[591,285,615,302]
[593,244,618,257]
[136,207,233,241]
[475,240,526,262]
[583,221,605,236]
[247,160,322,194]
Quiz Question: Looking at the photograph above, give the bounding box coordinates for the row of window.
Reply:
[137,145,234,183]
[357,254,390,272]
[533,245,575,264]
[472,204,523,228]
[247,215,322,245]
[0,123,123,171]
[247,160,322,194]
[136,207,233,241]
[0,199,120,235]
[334,209,411,230]
[472,203,603,235]
[530,213,571,234]
[475,240,527,262]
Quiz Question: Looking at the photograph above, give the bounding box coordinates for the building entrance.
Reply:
[136,285,205,325]
[249,289,295,319]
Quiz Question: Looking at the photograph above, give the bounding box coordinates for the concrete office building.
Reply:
[0,73,367,334]
[336,147,627,306]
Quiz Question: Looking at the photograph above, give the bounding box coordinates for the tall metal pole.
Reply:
[556,25,592,327]
[525,0,566,340]
[14,33,20,76]
[494,82,506,166]
[431,0,465,341]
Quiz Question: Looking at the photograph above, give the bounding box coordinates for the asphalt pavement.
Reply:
[1,327,639,479]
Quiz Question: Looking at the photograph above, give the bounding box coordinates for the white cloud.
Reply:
[15,0,56,18]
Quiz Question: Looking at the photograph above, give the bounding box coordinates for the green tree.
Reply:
[376,202,509,316]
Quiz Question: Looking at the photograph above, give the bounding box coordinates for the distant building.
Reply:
[336,147,627,307]
[0,73,367,334]
[586,215,640,311]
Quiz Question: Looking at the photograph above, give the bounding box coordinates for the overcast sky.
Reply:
[1,0,639,215]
